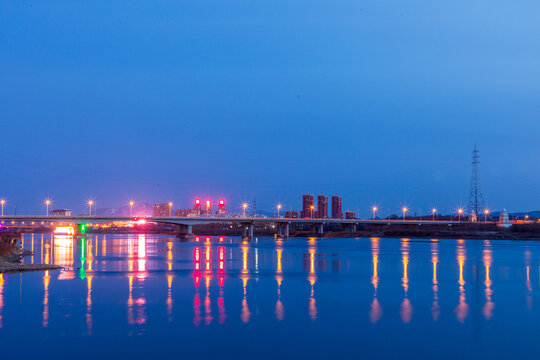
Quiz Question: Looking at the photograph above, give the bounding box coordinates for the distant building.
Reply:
[317,195,328,218]
[345,210,356,219]
[331,196,343,219]
[301,194,314,218]
[218,199,226,214]
[50,209,71,216]
[175,209,194,217]
[285,210,298,219]
[153,203,171,217]
[194,199,202,215]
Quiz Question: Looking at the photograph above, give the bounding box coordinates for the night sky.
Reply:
[1,1,540,216]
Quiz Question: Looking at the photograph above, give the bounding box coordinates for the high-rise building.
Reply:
[331,196,343,219]
[301,194,314,218]
[204,200,212,215]
[153,203,171,217]
[285,210,298,219]
[345,210,356,219]
[317,195,328,218]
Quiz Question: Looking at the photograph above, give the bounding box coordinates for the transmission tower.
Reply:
[467,144,485,217]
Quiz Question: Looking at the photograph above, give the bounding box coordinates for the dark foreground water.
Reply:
[0,234,539,359]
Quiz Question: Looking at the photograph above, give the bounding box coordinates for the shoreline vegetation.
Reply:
[0,235,61,273]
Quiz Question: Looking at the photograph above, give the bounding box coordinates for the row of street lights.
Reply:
[0,198,493,222]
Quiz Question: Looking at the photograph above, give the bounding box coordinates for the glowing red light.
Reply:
[219,276,224,287]
[205,236,211,242]
[206,200,211,207]
[194,247,200,261]
[195,199,200,205]
[219,200,224,205]
[194,275,201,287]
[195,236,200,242]
[218,236,224,242]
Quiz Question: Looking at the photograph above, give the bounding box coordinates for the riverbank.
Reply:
[0,235,61,273]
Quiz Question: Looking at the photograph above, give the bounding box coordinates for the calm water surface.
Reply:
[1,234,539,359]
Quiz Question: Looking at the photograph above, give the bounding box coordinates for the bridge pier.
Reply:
[311,223,324,236]
[241,223,254,240]
[175,224,194,240]
[276,222,290,238]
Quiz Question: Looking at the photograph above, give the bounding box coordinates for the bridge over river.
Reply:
[0,215,486,238]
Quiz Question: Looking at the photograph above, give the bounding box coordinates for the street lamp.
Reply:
[372,206,378,220]
[484,209,489,222]
[45,199,51,216]
[88,200,94,216]
[277,204,282,218]
[168,202,173,217]
[432,208,437,222]
[0,199,5,216]
[458,208,463,222]
[402,207,408,221]
[525,214,530,222]
[310,205,314,219]
[242,202,248,217]
[129,201,134,217]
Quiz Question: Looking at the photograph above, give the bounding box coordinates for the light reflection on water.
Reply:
[2,234,540,358]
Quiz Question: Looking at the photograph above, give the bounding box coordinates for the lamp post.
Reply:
[168,202,173,217]
[277,204,282,218]
[432,208,436,222]
[310,205,314,219]
[458,208,463,222]
[45,199,51,216]
[88,200,94,216]
[0,199,5,216]
[372,206,378,220]
[129,201,134,217]
[402,207,408,221]
[484,209,489,222]
[242,203,248,217]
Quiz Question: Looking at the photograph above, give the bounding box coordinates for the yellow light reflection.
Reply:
[400,239,412,324]
[308,243,317,321]
[86,275,93,335]
[43,270,50,327]
[167,274,173,322]
[275,243,284,322]
[431,240,440,321]
[240,241,251,323]
[53,235,74,270]
[370,238,382,324]
[455,240,469,323]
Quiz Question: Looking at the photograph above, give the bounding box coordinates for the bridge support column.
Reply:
[276,223,290,238]
[242,223,254,240]
[176,224,194,240]
[318,223,324,236]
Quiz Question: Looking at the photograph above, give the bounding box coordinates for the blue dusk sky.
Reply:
[1,0,540,216]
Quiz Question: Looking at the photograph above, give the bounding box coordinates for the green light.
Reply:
[79,224,87,234]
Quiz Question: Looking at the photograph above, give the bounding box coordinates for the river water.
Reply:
[0,234,539,359]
